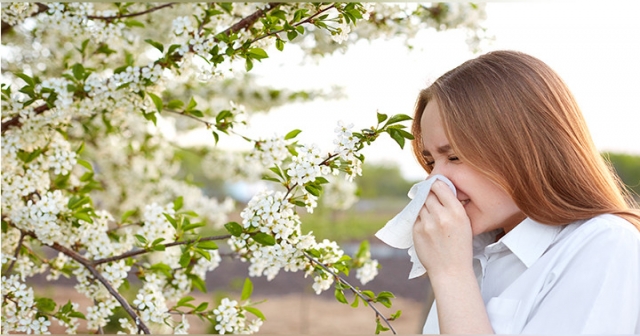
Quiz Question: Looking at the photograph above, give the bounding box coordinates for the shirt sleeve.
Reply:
[521,219,640,334]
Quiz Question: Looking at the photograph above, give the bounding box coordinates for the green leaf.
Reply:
[152,238,165,246]
[120,209,137,222]
[247,48,268,60]
[152,244,165,252]
[351,295,360,308]
[73,211,93,223]
[245,58,254,72]
[60,300,73,314]
[362,290,375,300]
[224,222,243,237]
[385,114,412,126]
[377,112,388,124]
[375,319,389,334]
[179,251,192,268]
[197,241,218,250]
[144,39,164,53]
[15,73,35,87]
[315,176,329,184]
[212,131,219,144]
[142,111,157,125]
[244,306,265,320]
[68,311,86,319]
[388,128,405,149]
[182,222,206,232]
[252,232,276,246]
[304,184,321,197]
[173,196,184,211]
[377,291,395,299]
[268,166,284,179]
[134,234,148,245]
[284,129,302,140]
[163,213,178,229]
[390,310,402,320]
[195,302,209,312]
[287,30,298,41]
[72,63,85,81]
[149,263,172,277]
[334,288,348,304]
[241,278,253,301]
[194,247,211,261]
[35,297,57,313]
[147,91,163,113]
[167,99,184,109]
[124,19,145,28]
[177,296,196,308]
[188,274,207,293]
[77,158,92,171]
[188,109,204,118]
[275,38,284,51]
[186,97,197,111]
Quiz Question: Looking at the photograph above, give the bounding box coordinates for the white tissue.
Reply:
[375,174,457,279]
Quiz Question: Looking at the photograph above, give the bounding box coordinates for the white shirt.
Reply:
[422,214,640,334]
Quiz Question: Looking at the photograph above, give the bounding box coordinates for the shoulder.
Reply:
[575,214,640,241]
[556,214,640,260]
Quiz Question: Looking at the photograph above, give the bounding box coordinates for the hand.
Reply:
[412,180,473,277]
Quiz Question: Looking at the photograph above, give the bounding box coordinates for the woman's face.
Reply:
[420,99,524,235]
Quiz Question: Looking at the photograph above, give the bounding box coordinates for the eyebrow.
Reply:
[421,144,452,157]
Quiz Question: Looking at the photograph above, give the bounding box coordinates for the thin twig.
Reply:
[219,3,281,37]
[302,251,397,334]
[93,234,232,265]
[86,3,177,21]
[5,231,25,274]
[44,240,151,334]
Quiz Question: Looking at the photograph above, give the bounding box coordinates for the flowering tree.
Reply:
[1,2,485,334]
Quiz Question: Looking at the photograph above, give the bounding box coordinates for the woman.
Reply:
[411,50,640,334]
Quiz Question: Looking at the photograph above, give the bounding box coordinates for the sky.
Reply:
[196,2,640,181]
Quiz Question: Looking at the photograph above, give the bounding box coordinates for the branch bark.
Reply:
[5,231,25,274]
[47,240,151,334]
[86,3,177,21]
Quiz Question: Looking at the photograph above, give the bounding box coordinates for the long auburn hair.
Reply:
[411,50,640,230]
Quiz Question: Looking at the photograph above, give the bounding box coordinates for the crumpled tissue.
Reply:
[375,174,457,279]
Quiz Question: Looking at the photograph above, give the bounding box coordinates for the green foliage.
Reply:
[604,152,640,198]
[357,163,416,199]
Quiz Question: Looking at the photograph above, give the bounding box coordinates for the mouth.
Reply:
[460,199,470,207]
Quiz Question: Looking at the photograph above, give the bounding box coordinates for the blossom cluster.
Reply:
[1,274,50,334]
[212,298,263,334]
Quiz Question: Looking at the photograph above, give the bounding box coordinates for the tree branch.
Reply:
[86,3,177,21]
[302,251,397,334]
[93,234,232,265]
[5,231,25,274]
[219,3,282,37]
[44,239,151,334]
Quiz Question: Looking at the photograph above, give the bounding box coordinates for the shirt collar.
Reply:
[497,217,563,268]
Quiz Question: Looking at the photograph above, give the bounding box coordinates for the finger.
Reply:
[424,191,443,213]
[430,180,460,209]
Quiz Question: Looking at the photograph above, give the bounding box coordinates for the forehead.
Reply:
[420,100,449,152]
